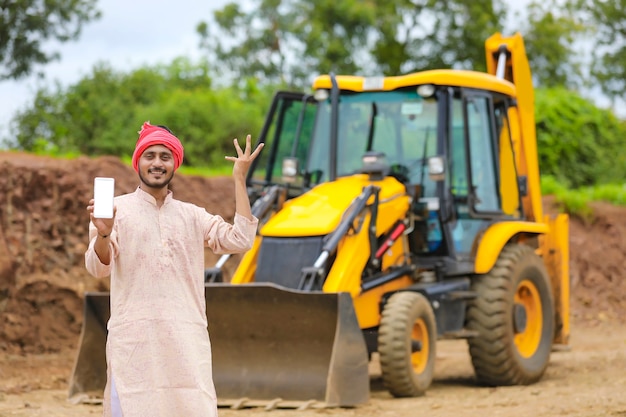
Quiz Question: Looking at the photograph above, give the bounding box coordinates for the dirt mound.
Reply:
[0,152,236,353]
[0,152,624,354]
[2,279,83,353]
[568,201,626,322]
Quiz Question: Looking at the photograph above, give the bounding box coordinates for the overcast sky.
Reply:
[3,0,618,141]
[0,0,230,137]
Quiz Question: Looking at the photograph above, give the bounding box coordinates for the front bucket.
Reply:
[67,284,370,409]
[68,292,110,403]
[205,283,370,409]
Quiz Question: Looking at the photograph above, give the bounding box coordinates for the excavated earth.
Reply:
[0,152,625,417]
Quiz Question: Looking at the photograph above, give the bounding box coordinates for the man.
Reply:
[85,121,263,417]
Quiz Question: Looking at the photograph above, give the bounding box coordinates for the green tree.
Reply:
[134,79,272,167]
[197,1,289,86]
[294,0,377,77]
[198,0,505,87]
[520,0,586,88]
[373,0,504,75]
[197,0,378,87]
[9,62,172,155]
[6,58,273,167]
[0,0,101,80]
[580,0,626,101]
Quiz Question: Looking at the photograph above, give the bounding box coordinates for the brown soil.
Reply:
[0,152,625,416]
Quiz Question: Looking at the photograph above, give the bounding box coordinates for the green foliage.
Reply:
[558,191,594,221]
[134,82,271,167]
[0,0,101,80]
[198,0,626,111]
[198,0,380,87]
[541,174,593,220]
[9,62,171,155]
[198,0,302,87]
[541,175,626,221]
[591,184,626,206]
[5,59,274,168]
[199,0,505,88]
[297,0,378,76]
[177,164,233,177]
[539,174,565,196]
[579,0,626,100]
[371,0,505,74]
[535,87,626,188]
[30,138,81,159]
[522,0,585,88]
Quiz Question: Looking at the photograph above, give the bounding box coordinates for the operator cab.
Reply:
[247,74,525,276]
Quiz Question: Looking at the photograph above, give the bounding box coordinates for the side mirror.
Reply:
[428,156,445,181]
[282,157,299,183]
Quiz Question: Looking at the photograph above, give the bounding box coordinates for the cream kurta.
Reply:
[85,187,258,417]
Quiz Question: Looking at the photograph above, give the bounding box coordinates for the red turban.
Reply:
[132,122,184,172]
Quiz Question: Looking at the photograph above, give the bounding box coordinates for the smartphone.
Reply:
[93,177,115,219]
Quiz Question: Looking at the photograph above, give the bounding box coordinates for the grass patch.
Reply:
[178,164,233,177]
[541,175,626,221]
[30,139,82,159]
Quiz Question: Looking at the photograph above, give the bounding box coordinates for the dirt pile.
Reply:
[0,152,237,353]
[0,152,624,354]
[568,201,626,322]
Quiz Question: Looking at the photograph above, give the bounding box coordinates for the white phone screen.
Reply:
[93,177,115,219]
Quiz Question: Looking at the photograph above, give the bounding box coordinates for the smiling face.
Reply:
[137,144,176,190]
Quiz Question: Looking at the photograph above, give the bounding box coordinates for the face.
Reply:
[138,144,176,189]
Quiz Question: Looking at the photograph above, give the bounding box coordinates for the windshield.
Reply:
[307,90,438,193]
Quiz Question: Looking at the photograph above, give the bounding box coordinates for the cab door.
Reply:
[448,91,522,257]
[247,91,317,194]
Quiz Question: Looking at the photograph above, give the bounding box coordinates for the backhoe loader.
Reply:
[69,32,569,409]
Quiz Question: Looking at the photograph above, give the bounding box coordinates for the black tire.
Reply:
[378,291,437,397]
[466,243,555,386]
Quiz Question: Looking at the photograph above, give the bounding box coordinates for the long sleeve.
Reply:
[84,221,118,278]
[203,212,258,254]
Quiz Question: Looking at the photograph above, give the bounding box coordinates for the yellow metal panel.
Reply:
[312,70,516,97]
[323,225,372,297]
[540,213,570,345]
[475,221,549,274]
[230,237,261,284]
[380,235,410,270]
[260,181,359,237]
[507,107,523,168]
[485,32,543,223]
[499,118,520,216]
[321,191,411,327]
[261,175,408,237]
[353,276,414,329]
[351,237,412,328]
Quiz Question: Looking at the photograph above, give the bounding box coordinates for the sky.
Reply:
[1,0,619,140]
[0,0,229,138]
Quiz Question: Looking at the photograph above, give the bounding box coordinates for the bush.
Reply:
[541,175,626,221]
[535,87,626,188]
[5,59,274,167]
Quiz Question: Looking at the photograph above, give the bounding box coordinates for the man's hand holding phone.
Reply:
[89,177,116,238]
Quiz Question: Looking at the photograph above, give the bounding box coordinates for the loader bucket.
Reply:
[67,284,370,409]
[205,283,370,409]
[68,292,110,403]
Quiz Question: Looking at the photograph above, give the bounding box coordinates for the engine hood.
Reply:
[260,174,409,237]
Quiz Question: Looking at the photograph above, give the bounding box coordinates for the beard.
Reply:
[139,167,174,189]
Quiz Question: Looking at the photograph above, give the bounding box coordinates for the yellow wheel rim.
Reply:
[514,279,543,358]
[411,318,429,373]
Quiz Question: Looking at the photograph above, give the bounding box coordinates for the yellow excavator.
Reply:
[69,32,569,409]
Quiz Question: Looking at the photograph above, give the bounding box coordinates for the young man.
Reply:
[85,122,263,417]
